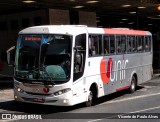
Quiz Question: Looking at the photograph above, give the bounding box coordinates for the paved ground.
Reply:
[0,75,160,122]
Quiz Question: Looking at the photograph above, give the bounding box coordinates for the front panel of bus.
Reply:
[13,34,78,106]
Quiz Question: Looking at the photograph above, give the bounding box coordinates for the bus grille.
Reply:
[25,92,52,96]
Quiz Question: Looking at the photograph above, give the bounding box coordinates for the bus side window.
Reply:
[88,35,102,56]
[121,35,126,53]
[133,36,137,52]
[145,36,151,52]
[148,36,152,51]
[116,36,121,54]
[127,36,132,53]
[110,35,115,54]
[137,36,143,52]
[103,35,110,54]
[142,36,145,52]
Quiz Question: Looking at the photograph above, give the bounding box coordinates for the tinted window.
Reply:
[116,35,126,54]
[110,35,115,54]
[145,36,151,52]
[137,36,143,52]
[88,35,102,56]
[133,36,137,52]
[103,35,110,54]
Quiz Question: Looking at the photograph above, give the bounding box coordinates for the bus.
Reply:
[7,25,152,106]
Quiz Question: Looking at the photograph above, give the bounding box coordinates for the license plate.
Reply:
[33,98,45,103]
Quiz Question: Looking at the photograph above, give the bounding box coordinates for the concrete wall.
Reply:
[0,9,48,77]
[49,9,70,24]
[0,9,97,77]
[0,9,48,50]
[79,11,97,27]
[48,9,97,26]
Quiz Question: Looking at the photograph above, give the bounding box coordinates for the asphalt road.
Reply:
[1,76,160,122]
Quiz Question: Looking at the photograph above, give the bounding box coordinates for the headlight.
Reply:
[16,87,24,93]
[14,81,24,93]
[54,88,71,96]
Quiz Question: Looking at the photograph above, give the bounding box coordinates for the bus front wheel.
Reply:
[86,84,98,107]
[86,90,93,107]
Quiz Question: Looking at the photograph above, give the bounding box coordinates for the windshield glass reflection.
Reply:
[15,34,72,84]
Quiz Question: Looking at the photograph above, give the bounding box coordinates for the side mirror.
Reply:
[75,54,82,65]
[73,47,78,53]
[6,46,15,66]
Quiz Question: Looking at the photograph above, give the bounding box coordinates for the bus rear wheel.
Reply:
[129,75,137,93]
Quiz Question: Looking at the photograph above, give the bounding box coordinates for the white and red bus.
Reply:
[7,25,152,106]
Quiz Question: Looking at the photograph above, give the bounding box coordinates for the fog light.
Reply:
[63,99,69,103]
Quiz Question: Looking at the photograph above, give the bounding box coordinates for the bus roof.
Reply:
[19,25,88,35]
[87,27,152,36]
[19,25,152,36]
[103,28,152,36]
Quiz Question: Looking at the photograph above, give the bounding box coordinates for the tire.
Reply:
[129,76,137,93]
[86,90,93,107]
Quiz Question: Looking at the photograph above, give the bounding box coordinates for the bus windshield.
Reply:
[15,34,72,84]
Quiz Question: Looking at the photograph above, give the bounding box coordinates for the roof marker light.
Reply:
[86,1,99,4]
[121,5,131,7]
[73,6,84,9]
[22,0,36,3]
[138,6,146,9]
[129,11,136,14]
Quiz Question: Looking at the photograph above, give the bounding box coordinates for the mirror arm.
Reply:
[6,46,15,53]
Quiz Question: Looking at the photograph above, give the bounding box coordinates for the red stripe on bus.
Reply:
[104,28,147,35]
[116,85,130,92]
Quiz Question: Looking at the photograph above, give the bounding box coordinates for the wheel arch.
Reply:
[89,82,98,98]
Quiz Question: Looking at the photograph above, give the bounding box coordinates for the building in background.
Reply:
[0,0,160,77]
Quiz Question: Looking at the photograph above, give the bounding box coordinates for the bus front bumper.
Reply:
[14,88,73,106]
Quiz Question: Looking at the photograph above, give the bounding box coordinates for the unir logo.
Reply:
[100,58,129,84]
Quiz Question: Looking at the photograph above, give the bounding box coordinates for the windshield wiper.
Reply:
[41,65,55,82]
[29,65,55,84]
[15,65,55,85]
[40,56,55,83]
